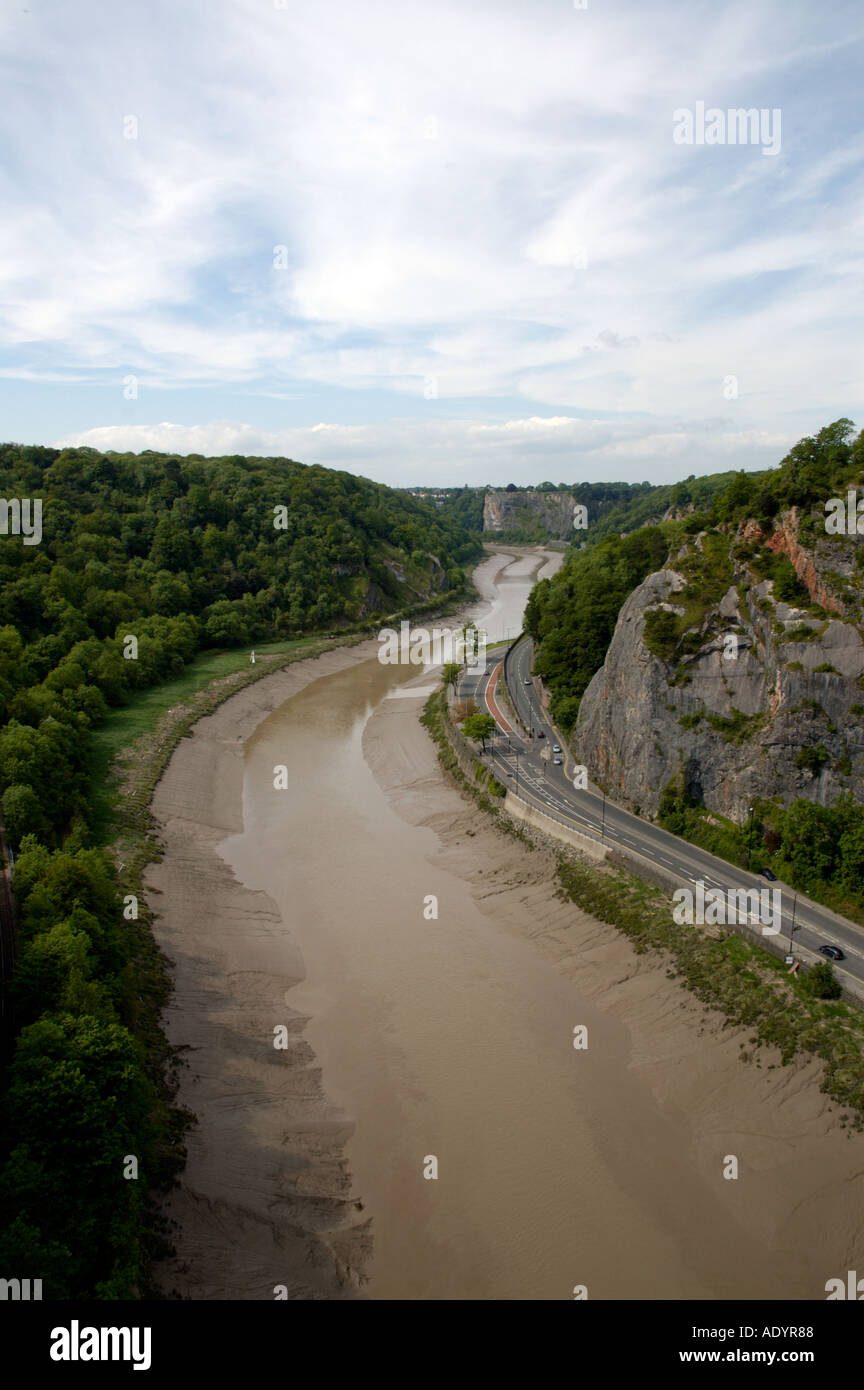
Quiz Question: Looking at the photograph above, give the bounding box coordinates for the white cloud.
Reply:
[1,0,862,475]
[55,414,795,488]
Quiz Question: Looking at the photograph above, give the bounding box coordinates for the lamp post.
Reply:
[746,805,755,871]
[601,790,606,844]
[514,747,521,795]
[787,892,799,955]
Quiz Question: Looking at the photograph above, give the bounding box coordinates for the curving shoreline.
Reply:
[146,550,864,1300]
[147,638,384,1298]
[146,552,512,1298]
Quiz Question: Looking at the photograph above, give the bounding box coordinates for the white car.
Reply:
[552,744,561,753]
[553,756,563,765]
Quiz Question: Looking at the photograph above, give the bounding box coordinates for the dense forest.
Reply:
[412,486,486,532]
[0,446,480,851]
[0,444,481,1297]
[525,525,672,729]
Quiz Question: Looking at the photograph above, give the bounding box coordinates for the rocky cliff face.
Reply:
[575,513,864,820]
[482,490,575,537]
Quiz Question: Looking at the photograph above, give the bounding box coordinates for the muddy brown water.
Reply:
[220,551,825,1299]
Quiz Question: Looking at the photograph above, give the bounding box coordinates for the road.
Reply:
[460,636,864,992]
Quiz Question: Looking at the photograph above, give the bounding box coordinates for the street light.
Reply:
[787,892,799,955]
[746,805,755,871]
[601,790,606,844]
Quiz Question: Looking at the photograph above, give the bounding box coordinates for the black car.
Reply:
[759,867,778,882]
[818,944,845,961]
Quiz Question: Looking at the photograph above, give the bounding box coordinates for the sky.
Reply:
[1,0,862,488]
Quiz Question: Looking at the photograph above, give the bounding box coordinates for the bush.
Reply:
[804,961,842,1000]
[643,607,680,662]
[773,557,808,603]
[795,745,828,774]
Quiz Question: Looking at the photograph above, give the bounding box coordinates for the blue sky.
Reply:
[1,0,862,486]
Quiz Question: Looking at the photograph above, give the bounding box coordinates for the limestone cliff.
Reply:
[482,489,575,537]
[574,512,864,820]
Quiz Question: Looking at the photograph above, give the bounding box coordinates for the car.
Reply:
[759,867,777,882]
[536,730,545,738]
[818,944,845,961]
[552,744,561,753]
[553,756,563,765]
[524,676,532,684]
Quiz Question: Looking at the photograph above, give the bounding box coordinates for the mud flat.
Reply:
[360,693,864,1297]
[147,550,526,1298]
[147,638,384,1299]
[149,549,863,1299]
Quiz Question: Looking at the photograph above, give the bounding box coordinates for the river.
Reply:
[218,549,837,1300]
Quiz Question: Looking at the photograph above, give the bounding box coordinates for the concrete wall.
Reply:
[502,791,609,863]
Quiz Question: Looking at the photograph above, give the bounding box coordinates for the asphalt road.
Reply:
[459,636,864,992]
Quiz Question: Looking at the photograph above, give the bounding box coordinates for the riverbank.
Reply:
[147,638,382,1298]
[146,545,863,1299]
[146,551,515,1298]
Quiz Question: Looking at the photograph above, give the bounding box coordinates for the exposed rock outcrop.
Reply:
[482,489,575,537]
[575,515,864,821]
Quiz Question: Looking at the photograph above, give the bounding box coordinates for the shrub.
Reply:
[643,607,680,661]
[773,557,808,603]
[795,745,829,774]
[804,962,842,1000]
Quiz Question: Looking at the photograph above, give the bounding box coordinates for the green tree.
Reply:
[441,661,462,692]
[1,783,49,845]
[0,1012,151,1298]
[462,713,496,750]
